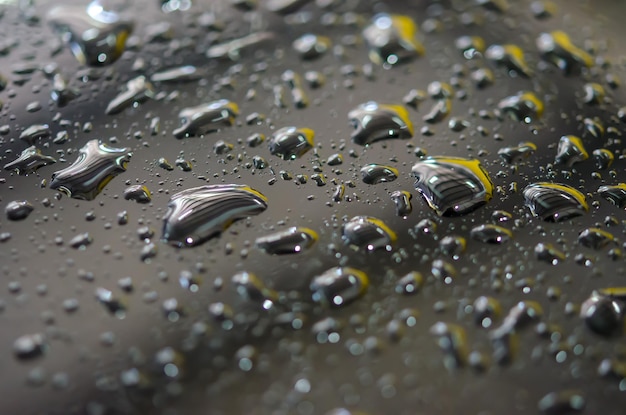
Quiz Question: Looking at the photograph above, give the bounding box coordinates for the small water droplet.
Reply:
[342,216,397,251]
[310,267,369,307]
[360,163,398,184]
[255,226,318,254]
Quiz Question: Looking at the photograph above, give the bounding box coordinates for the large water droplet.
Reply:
[50,140,132,201]
[310,267,369,307]
[523,183,588,222]
[162,184,268,247]
[363,14,424,66]
[268,126,314,159]
[173,100,239,138]
[412,157,494,216]
[348,101,413,145]
[255,227,318,254]
[342,216,397,251]
[47,2,134,66]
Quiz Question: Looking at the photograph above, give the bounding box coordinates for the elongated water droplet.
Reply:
[361,163,398,185]
[255,226,318,254]
[348,101,413,145]
[206,32,273,59]
[173,99,239,138]
[150,65,200,83]
[310,267,369,307]
[5,200,34,221]
[363,14,424,66]
[4,146,56,175]
[342,216,397,251]
[412,157,493,216]
[430,322,468,369]
[497,141,536,164]
[538,390,585,414]
[50,140,132,200]
[47,2,134,66]
[105,76,155,115]
[19,124,51,145]
[598,184,626,208]
[162,184,268,247]
[523,183,588,222]
[537,31,593,75]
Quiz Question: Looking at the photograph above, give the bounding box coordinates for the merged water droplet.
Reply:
[173,99,239,138]
[50,140,132,200]
[348,101,413,145]
[268,126,314,160]
[161,184,268,247]
[536,31,593,75]
[255,227,318,255]
[412,157,494,216]
[310,267,369,307]
[105,76,155,115]
[598,184,626,208]
[360,164,398,185]
[498,91,544,123]
[362,13,424,66]
[4,146,56,175]
[554,135,588,167]
[342,216,397,251]
[523,182,588,222]
[47,2,134,66]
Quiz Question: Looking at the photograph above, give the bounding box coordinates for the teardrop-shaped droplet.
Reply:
[361,164,398,185]
[523,182,588,222]
[162,184,268,247]
[348,101,413,145]
[47,2,134,66]
[497,142,536,164]
[50,140,132,201]
[342,216,397,251]
[598,184,626,208]
[173,100,239,138]
[536,31,593,75]
[578,227,615,250]
[255,227,318,255]
[105,76,155,115]
[4,146,56,175]
[470,224,513,244]
[554,135,588,167]
[363,13,424,66]
[268,126,314,159]
[498,91,544,123]
[412,157,494,216]
[310,267,369,307]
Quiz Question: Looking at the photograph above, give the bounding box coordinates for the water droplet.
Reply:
[430,322,468,369]
[150,65,200,83]
[69,232,93,249]
[535,243,566,265]
[232,271,278,306]
[363,14,424,66]
[47,2,134,66]
[582,82,605,105]
[14,333,46,360]
[342,216,397,251]
[439,235,466,259]
[412,157,494,216]
[19,124,51,145]
[162,184,268,247]
[206,32,273,59]
[293,33,331,59]
[360,163,398,185]
[497,141,536,164]
[4,146,56,175]
[498,91,544,123]
[173,99,239,138]
[268,126,314,159]
[5,200,34,221]
[95,287,126,318]
[598,183,626,208]
[50,140,132,200]
[485,44,533,77]
[348,101,413,145]
[455,35,485,59]
[538,390,585,414]
[583,117,604,138]
[578,227,614,250]
[536,31,593,75]
[310,267,369,307]
[390,190,412,216]
[592,148,614,170]
[105,76,155,115]
[255,226,318,254]
[123,185,151,204]
[431,259,456,284]
[523,182,588,222]
[474,296,502,328]
[581,291,623,336]
[395,271,423,295]
[471,224,512,244]
[423,99,452,124]
[555,135,588,167]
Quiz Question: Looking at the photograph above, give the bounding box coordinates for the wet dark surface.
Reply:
[2,0,626,414]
